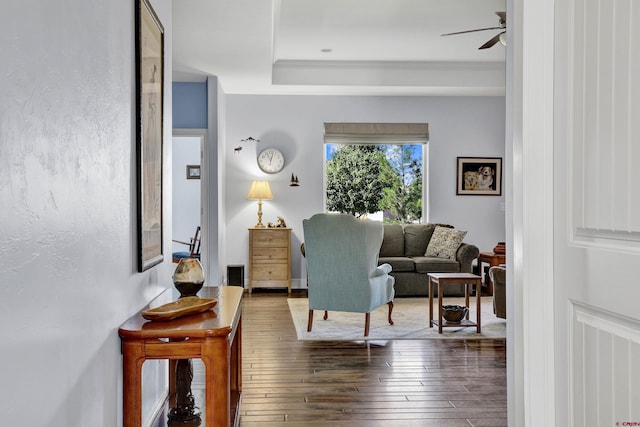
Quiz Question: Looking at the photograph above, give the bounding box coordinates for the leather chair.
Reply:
[489,266,506,319]
[302,213,395,336]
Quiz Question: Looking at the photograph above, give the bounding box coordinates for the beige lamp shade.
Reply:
[247,180,273,228]
[247,180,273,200]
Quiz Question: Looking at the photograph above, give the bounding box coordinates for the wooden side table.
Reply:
[428,273,482,334]
[478,252,506,295]
[118,286,243,427]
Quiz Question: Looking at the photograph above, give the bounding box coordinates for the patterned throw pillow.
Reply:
[425,226,467,260]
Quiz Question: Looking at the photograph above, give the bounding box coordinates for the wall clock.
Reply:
[257,147,285,174]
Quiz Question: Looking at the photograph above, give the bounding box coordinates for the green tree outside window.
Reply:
[326,144,423,222]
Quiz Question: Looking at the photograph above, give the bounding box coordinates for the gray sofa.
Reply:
[378,223,480,297]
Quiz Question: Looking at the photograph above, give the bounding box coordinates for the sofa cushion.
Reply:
[379,224,404,257]
[378,256,415,272]
[413,256,460,273]
[403,223,436,256]
[425,226,467,260]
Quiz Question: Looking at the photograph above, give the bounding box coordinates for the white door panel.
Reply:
[553,0,640,425]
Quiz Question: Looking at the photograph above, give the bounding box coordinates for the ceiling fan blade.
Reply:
[479,31,505,49]
[442,26,503,36]
[495,11,507,26]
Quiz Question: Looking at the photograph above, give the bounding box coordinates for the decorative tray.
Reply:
[141,296,217,321]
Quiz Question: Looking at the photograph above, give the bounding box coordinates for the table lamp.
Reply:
[247,180,273,228]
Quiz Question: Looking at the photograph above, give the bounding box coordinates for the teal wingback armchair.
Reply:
[302,213,395,336]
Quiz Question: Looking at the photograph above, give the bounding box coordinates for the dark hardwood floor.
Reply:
[152,289,507,426]
[239,290,507,427]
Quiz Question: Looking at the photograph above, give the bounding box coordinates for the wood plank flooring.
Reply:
[151,289,507,426]
[239,290,507,426]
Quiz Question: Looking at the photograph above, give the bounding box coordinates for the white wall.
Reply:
[223,95,506,287]
[0,1,173,425]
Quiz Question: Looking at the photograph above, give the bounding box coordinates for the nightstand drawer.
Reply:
[252,247,288,262]
[252,230,289,247]
[252,263,289,280]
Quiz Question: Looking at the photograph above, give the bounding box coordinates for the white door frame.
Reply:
[509,0,558,425]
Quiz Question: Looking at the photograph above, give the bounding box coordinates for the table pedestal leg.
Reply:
[168,358,201,423]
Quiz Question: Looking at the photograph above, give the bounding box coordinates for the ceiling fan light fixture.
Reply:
[442,11,507,50]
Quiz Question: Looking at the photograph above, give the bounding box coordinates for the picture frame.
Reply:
[456,157,502,196]
[186,165,201,180]
[135,0,164,272]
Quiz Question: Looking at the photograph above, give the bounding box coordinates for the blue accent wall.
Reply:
[173,82,207,128]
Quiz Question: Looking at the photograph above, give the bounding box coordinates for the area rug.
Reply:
[288,297,506,341]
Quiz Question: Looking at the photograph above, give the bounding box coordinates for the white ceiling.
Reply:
[172,0,506,96]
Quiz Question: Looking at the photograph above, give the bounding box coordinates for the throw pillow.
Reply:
[403,223,435,256]
[425,226,467,260]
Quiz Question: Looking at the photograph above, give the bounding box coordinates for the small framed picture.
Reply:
[186,165,201,179]
[456,157,502,196]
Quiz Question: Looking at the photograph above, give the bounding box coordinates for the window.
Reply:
[323,123,428,223]
[325,143,424,223]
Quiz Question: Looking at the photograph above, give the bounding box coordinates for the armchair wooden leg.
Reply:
[307,310,314,332]
[323,310,328,320]
[364,313,371,336]
[387,301,394,325]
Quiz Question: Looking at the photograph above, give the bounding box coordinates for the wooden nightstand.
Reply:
[248,227,291,293]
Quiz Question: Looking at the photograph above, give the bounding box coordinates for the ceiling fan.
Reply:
[442,11,506,50]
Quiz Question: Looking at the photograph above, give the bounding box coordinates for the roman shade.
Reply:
[323,123,429,144]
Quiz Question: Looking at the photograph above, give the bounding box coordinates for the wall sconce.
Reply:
[289,173,300,187]
[247,180,273,228]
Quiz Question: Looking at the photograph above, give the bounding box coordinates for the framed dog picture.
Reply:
[456,157,502,196]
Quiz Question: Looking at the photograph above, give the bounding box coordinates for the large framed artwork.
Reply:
[456,157,502,196]
[136,0,164,271]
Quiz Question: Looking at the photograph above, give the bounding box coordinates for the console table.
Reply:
[119,286,243,427]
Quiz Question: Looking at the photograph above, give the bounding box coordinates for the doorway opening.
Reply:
[172,134,203,268]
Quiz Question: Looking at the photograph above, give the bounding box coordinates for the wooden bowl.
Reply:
[141,297,217,321]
